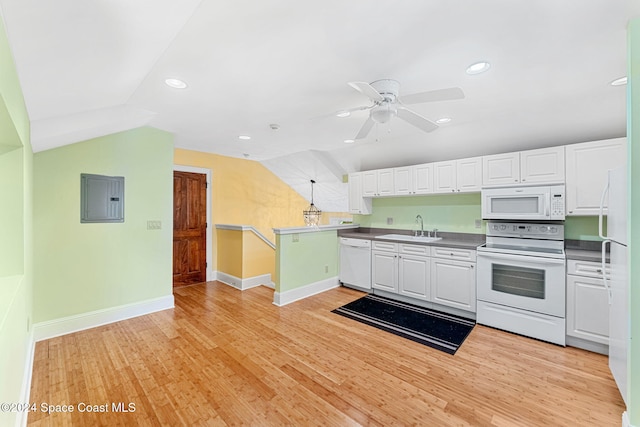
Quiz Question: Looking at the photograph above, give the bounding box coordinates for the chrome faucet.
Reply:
[415,215,424,237]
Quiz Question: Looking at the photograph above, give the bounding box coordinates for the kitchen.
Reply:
[2,1,640,424]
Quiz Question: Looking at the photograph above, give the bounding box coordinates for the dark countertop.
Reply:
[338,228,485,250]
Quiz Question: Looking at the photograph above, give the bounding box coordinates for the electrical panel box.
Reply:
[81,173,124,223]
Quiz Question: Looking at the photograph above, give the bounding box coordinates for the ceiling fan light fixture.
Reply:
[466,61,491,75]
[610,76,627,86]
[370,103,397,124]
[165,78,188,89]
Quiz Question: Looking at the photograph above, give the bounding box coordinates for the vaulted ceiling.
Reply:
[1,1,638,211]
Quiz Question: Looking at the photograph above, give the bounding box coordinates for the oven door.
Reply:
[477,251,566,317]
[481,187,550,220]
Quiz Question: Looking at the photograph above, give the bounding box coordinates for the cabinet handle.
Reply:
[596,269,603,273]
[522,179,526,182]
[470,265,474,269]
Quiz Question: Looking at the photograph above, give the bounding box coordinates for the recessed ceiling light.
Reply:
[610,76,627,86]
[238,135,251,140]
[165,78,188,89]
[466,61,491,75]
[344,139,355,144]
[336,111,351,118]
[436,117,452,124]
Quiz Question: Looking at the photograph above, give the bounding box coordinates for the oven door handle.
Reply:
[477,251,566,265]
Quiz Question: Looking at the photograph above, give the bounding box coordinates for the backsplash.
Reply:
[352,193,602,241]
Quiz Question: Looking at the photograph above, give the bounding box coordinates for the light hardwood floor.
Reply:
[28,282,625,426]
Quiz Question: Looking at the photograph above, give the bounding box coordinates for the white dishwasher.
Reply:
[339,237,372,291]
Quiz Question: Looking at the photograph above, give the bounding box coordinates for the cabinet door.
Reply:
[430,258,476,312]
[566,274,609,344]
[372,250,397,292]
[565,138,626,216]
[377,168,395,196]
[456,157,482,193]
[394,167,413,195]
[413,163,433,194]
[398,254,430,300]
[362,170,378,197]
[348,173,372,215]
[482,152,520,187]
[520,146,565,184]
[433,161,457,193]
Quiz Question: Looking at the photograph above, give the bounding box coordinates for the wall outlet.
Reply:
[292,233,299,242]
[324,265,329,273]
[387,217,393,225]
[475,219,482,229]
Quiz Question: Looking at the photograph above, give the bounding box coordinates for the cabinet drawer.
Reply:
[567,259,610,278]
[399,243,430,256]
[431,246,476,262]
[372,241,398,252]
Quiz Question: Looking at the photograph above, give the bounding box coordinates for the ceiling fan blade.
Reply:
[399,87,465,105]
[348,82,385,103]
[397,107,439,133]
[355,118,375,140]
[311,104,373,120]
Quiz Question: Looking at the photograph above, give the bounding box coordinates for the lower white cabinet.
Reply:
[566,259,610,345]
[430,249,476,312]
[372,242,476,312]
[372,242,430,300]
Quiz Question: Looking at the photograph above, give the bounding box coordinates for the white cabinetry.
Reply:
[483,146,565,187]
[565,138,626,216]
[372,241,430,300]
[394,164,433,195]
[348,172,372,215]
[566,259,610,346]
[363,168,394,197]
[434,157,482,194]
[430,247,476,312]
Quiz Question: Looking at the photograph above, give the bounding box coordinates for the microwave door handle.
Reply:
[544,194,550,217]
[598,178,610,240]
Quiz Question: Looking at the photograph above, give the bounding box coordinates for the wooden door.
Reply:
[173,171,207,287]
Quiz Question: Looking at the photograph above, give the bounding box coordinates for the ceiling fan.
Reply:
[341,79,464,140]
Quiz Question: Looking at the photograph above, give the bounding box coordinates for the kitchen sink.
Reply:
[375,234,442,243]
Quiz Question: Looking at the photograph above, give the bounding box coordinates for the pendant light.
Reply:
[303,180,322,226]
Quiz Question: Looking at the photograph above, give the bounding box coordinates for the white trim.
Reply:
[215,224,275,249]
[622,411,632,427]
[216,272,273,290]
[272,224,358,235]
[17,332,35,427]
[33,295,175,342]
[273,277,340,306]
[173,165,214,281]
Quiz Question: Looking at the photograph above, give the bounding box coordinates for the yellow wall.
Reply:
[174,148,347,275]
[216,228,243,278]
[243,231,276,281]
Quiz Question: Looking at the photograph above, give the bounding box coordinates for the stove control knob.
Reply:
[500,225,507,230]
[551,227,557,233]
[540,226,548,232]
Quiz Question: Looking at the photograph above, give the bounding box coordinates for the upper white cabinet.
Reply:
[565,138,626,216]
[434,157,482,194]
[348,172,372,215]
[363,168,394,197]
[483,146,565,187]
[394,164,434,195]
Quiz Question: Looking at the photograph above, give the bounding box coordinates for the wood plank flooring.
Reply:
[28,282,625,426]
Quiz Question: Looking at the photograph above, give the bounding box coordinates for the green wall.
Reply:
[354,194,602,240]
[0,11,33,427]
[276,230,338,293]
[628,18,639,427]
[33,127,174,322]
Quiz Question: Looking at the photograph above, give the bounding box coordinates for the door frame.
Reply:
[173,165,213,281]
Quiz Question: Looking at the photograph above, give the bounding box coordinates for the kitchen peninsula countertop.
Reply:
[338,227,485,250]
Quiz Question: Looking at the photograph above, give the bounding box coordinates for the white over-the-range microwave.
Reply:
[481,184,566,220]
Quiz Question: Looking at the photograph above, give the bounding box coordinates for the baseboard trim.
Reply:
[273,277,339,307]
[33,295,175,342]
[217,272,272,290]
[17,332,35,427]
